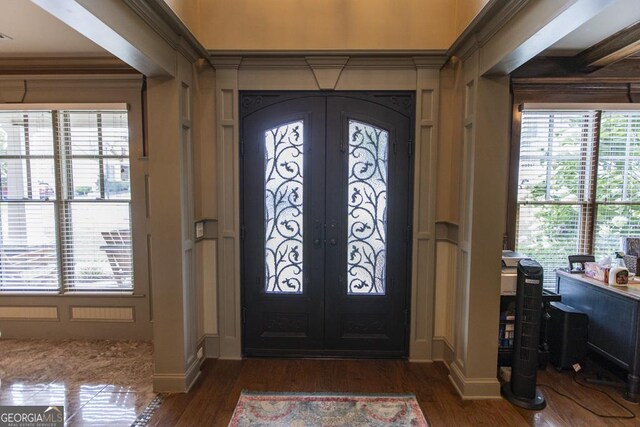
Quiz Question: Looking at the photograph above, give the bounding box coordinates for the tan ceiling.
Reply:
[0,0,107,57]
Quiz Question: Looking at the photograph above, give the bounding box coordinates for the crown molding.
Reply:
[412,56,448,69]
[122,0,209,65]
[448,0,530,61]
[0,57,138,75]
[210,57,243,70]
[212,53,447,71]
[234,57,309,69]
[208,49,447,58]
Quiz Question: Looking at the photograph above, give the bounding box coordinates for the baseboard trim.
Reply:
[185,356,202,392]
[448,361,501,399]
[152,357,202,393]
[219,336,242,360]
[409,339,432,362]
[198,334,220,358]
[431,337,454,363]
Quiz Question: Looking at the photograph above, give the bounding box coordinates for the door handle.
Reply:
[328,220,337,247]
[313,220,322,247]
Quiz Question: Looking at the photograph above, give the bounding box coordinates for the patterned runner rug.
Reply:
[228,391,429,426]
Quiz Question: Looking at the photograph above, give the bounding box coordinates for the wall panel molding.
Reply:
[0,306,58,321]
[70,306,134,322]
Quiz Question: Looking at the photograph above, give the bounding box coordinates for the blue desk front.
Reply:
[556,270,640,401]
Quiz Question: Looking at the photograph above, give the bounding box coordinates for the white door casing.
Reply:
[212,55,444,361]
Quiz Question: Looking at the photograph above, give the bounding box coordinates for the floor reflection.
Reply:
[0,340,154,426]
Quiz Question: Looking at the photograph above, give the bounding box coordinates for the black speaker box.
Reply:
[547,301,588,370]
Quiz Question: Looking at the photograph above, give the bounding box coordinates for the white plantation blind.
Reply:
[59,111,132,290]
[594,111,640,259]
[0,109,132,292]
[516,109,640,289]
[0,111,58,289]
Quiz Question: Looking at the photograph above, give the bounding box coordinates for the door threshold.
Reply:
[242,349,408,359]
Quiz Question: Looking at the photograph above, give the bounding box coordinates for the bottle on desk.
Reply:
[609,252,629,286]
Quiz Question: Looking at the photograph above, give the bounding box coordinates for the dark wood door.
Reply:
[241,92,414,357]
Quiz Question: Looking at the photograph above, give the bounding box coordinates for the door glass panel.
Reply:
[347,120,388,295]
[265,121,304,293]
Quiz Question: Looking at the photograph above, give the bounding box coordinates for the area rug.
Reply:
[228,391,429,426]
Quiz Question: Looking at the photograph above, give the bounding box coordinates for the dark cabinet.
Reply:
[556,270,640,401]
[498,290,561,367]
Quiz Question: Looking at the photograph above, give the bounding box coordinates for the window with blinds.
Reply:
[0,108,132,292]
[516,109,640,289]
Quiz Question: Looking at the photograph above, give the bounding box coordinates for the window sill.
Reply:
[0,291,145,298]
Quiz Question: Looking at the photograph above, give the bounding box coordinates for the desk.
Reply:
[556,270,640,401]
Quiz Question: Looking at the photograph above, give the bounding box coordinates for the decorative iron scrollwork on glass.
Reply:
[347,120,389,295]
[265,121,304,293]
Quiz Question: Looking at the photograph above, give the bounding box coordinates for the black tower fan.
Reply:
[501,259,546,409]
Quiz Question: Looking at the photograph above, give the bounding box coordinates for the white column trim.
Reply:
[212,57,243,359]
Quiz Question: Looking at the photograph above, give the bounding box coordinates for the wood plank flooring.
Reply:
[149,357,640,426]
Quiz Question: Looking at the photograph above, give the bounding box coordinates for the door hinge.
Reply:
[408,139,413,157]
[240,138,245,156]
[406,225,412,242]
[404,309,409,326]
[242,306,247,325]
[240,224,245,241]
[393,139,398,154]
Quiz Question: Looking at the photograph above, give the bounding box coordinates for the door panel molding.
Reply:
[212,56,441,361]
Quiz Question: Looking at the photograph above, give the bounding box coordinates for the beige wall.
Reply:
[454,0,491,39]
[168,0,459,51]
[163,0,201,37]
[165,0,490,51]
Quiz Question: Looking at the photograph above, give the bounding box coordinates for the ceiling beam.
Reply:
[576,20,640,72]
[479,0,617,76]
[30,0,176,77]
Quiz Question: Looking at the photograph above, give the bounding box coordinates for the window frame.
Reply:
[0,104,135,294]
[507,82,640,250]
[508,84,640,292]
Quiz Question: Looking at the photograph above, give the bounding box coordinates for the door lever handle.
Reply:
[313,220,322,247]
[328,220,337,247]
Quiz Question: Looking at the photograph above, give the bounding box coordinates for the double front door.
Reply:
[241,92,414,357]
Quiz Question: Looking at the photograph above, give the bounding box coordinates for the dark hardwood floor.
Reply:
[149,357,640,426]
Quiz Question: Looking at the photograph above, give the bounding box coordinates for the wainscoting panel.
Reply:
[70,306,135,322]
[0,306,58,321]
